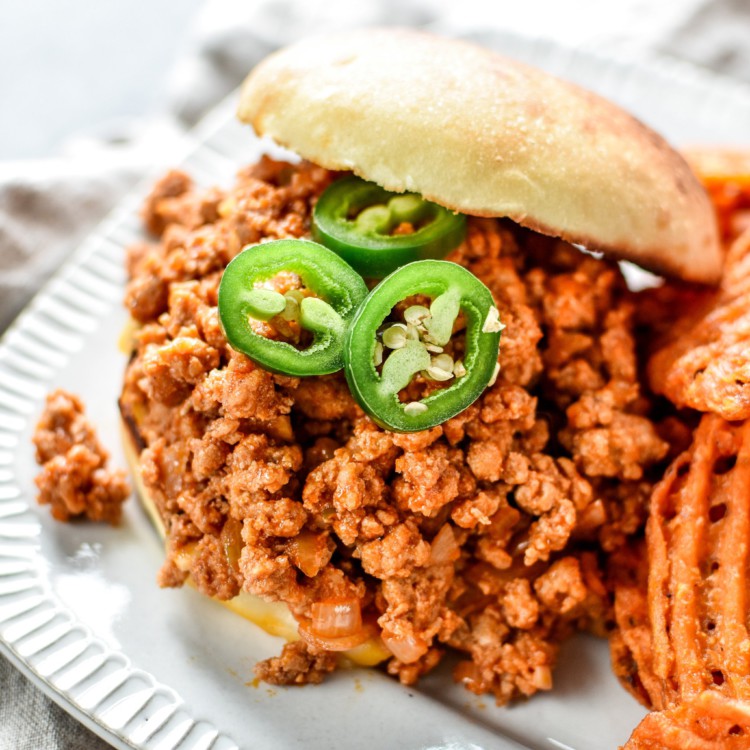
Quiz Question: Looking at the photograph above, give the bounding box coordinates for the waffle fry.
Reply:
[648,229,750,420]
[685,148,750,245]
[608,541,664,710]
[626,698,750,749]
[620,414,750,748]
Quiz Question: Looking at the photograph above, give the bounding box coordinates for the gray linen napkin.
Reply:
[0,157,141,333]
[0,661,109,750]
[2,1,750,748]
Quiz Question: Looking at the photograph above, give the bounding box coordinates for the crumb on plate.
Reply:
[33,389,130,524]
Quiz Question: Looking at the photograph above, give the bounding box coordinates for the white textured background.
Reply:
[3,0,750,159]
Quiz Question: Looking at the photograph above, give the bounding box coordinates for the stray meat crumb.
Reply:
[33,390,130,524]
[255,641,338,685]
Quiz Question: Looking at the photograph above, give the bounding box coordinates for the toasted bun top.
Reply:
[238,28,722,284]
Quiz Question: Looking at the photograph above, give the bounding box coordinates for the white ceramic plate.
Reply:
[2,32,750,750]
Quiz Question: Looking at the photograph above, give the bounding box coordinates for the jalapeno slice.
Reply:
[218,239,369,376]
[312,176,467,278]
[343,260,502,432]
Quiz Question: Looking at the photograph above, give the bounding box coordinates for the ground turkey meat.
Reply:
[34,390,130,524]
[119,158,668,704]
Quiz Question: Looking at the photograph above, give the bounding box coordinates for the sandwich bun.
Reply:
[122,29,725,682]
[238,27,722,284]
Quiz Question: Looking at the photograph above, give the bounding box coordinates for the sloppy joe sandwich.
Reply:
[119,27,721,703]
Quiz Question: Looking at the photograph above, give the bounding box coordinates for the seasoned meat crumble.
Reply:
[34,389,130,524]
[119,158,667,703]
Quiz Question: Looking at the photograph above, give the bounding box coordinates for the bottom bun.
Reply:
[120,415,390,667]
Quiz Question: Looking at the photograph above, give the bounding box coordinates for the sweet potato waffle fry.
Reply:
[685,148,750,245]
[608,541,662,710]
[620,414,750,748]
[647,229,750,420]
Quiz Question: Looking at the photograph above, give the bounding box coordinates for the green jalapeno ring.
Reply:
[343,260,502,432]
[312,175,467,279]
[218,239,369,376]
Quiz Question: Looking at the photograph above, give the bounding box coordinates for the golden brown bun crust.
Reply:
[238,28,722,284]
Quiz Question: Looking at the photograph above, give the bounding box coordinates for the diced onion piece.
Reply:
[578,498,607,529]
[298,619,368,652]
[381,631,428,664]
[287,531,333,578]
[532,665,553,691]
[221,517,243,573]
[174,541,198,573]
[310,597,362,638]
[429,524,460,565]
